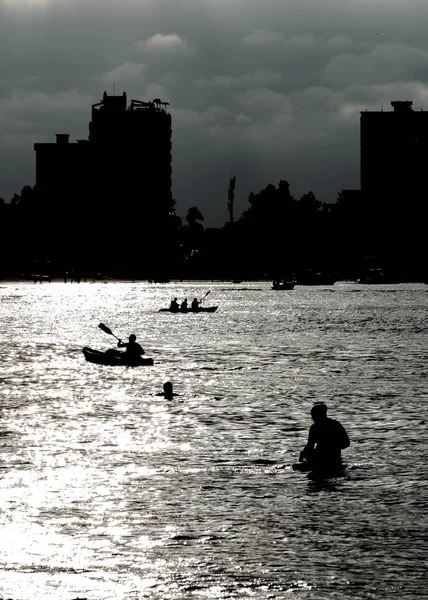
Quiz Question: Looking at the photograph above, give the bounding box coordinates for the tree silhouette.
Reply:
[186,206,204,225]
[298,191,321,213]
[180,206,205,273]
[20,185,34,206]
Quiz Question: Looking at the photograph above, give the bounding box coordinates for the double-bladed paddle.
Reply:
[199,290,210,304]
[98,322,121,341]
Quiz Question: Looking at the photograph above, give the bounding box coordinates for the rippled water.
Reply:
[0,281,427,599]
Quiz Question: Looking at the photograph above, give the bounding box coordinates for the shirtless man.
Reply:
[300,403,350,474]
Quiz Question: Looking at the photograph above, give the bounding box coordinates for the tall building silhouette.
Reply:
[87,93,172,219]
[360,99,427,278]
[33,92,173,270]
[360,100,428,202]
[34,93,172,218]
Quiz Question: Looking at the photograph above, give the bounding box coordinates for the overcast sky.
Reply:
[1,0,428,225]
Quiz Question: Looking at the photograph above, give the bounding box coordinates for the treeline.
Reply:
[180,180,426,282]
[0,179,426,282]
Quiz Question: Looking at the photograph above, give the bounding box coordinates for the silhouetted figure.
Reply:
[191,297,199,311]
[117,334,145,358]
[180,298,188,311]
[156,381,179,399]
[300,403,350,474]
[169,297,179,311]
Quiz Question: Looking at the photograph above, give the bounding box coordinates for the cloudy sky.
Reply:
[1,0,428,225]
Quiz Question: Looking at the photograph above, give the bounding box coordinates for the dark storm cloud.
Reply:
[1,0,428,223]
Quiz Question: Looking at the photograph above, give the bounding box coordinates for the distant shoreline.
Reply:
[0,278,265,285]
[1,278,426,286]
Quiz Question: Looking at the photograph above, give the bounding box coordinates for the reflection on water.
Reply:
[0,282,427,599]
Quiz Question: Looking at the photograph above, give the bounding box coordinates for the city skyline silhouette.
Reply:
[3,0,428,224]
[0,91,426,283]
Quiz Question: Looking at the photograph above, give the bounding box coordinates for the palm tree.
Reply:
[186,206,204,225]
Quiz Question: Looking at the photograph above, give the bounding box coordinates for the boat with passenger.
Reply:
[158,306,218,313]
[82,347,154,366]
[272,279,295,290]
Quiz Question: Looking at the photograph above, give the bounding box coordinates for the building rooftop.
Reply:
[92,91,170,114]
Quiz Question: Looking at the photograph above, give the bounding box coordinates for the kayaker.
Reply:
[170,297,179,311]
[117,334,145,358]
[156,381,179,399]
[299,402,350,473]
[191,297,199,311]
[180,298,188,311]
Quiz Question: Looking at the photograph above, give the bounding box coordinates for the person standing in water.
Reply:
[299,402,350,473]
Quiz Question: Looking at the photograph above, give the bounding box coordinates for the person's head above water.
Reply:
[129,334,136,342]
[163,381,173,395]
[311,402,328,422]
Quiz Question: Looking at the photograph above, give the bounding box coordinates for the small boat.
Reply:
[272,280,295,290]
[82,347,154,366]
[158,306,218,313]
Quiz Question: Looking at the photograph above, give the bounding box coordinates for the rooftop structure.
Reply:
[360,100,428,200]
[34,92,173,221]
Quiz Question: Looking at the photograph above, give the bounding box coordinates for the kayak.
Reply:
[82,347,154,366]
[158,306,218,313]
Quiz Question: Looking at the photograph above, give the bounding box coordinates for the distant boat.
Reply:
[159,306,218,313]
[272,280,295,290]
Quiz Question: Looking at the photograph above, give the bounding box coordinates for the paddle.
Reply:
[199,290,210,304]
[98,322,121,341]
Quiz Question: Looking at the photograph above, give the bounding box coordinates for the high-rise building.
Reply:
[359,99,427,278]
[360,100,428,202]
[34,92,172,228]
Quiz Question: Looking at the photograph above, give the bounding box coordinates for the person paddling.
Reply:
[191,297,199,311]
[180,298,188,311]
[169,297,179,311]
[117,334,145,359]
[299,402,350,474]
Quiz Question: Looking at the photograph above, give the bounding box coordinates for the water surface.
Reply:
[0,281,427,599]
